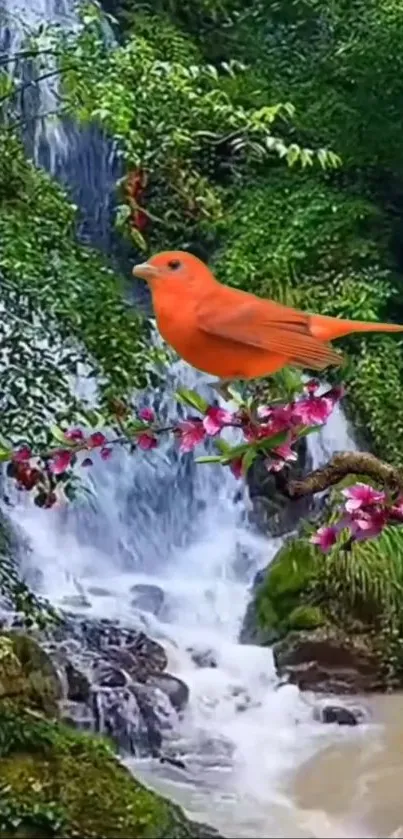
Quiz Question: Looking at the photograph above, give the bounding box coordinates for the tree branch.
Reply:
[284,452,403,498]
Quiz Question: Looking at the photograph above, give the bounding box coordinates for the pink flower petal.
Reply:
[137,433,158,450]
[230,457,243,479]
[13,446,32,463]
[177,420,206,453]
[304,379,320,395]
[88,431,107,448]
[65,428,85,442]
[347,508,387,541]
[49,449,72,475]
[203,407,233,436]
[100,446,112,460]
[265,458,286,473]
[310,525,338,553]
[389,501,403,522]
[341,483,386,511]
[273,443,298,462]
[293,395,334,425]
[138,407,155,423]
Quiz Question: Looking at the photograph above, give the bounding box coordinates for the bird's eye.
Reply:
[167,259,181,270]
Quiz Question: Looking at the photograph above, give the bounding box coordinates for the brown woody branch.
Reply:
[283,452,403,499]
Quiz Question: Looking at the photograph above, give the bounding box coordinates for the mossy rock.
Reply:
[0,633,61,717]
[241,538,318,644]
[287,605,326,631]
[0,705,219,838]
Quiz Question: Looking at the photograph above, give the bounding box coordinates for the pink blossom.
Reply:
[293,395,335,426]
[389,500,403,522]
[327,384,346,404]
[304,379,320,395]
[256,405,272,419]
[65,428,85,442]
[88,431,107,448]
[310,525,338,553]
[341,483,386,512]
[13,446,32,463]
[348,509,387,541]
[138,407,155,423]
[137,432,158,450]
[203,406,233,436]
[100,447,112,460]
[230,457,243,479]
[265,458,286,473]
[49,449,72,475]
[257,404,296,428]
[273,442,298,462]
[177,420,206,452]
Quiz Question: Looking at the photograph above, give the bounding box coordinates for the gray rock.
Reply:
[273,626,383,694]
[188,647,217,669]
[130,584,165,616]
[247,437,312,537]
[65,661,91,703]
[94,663,128,689]
[147,673,189,712]
[313,703,365,726]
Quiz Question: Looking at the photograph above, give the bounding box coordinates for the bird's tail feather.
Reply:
[309,313,403,342]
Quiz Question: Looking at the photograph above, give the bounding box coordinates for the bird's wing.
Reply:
[196,293,342,371]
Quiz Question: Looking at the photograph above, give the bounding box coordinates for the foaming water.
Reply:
[7,362,376,838]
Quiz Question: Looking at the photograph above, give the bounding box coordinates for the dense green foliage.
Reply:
[0,133,151,445]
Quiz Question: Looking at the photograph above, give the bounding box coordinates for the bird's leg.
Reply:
[212,379,234,402]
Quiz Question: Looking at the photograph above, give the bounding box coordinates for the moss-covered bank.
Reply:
[0,633,219,838]
[243,527,403,693]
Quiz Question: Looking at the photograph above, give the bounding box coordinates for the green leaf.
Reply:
[242,447,257,474]
[50,426,74,446]
[220,442,251,460]
[195,455,223,464]
[257,430,289,450]
[127,420,151,433]
[297,424,324,437]
[0,445,12,462]
[215,438,233,455]
[226,385,246,406]
[175,388,208,414]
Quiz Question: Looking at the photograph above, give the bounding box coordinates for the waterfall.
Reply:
[0,3,367,837]
[6,357,362,838]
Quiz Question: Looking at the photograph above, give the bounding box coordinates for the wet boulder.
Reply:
[273,626,383,694]
[147,673,189,712]
[130,584,165,616]
[313,703,367,726]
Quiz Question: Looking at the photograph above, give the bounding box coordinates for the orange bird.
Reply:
[132,250,403,396]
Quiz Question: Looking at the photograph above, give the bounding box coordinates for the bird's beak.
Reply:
[132,262,160,283]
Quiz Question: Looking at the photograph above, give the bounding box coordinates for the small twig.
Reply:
[285,452,403,499]
[0,48,62,66]
[0,66,77,107]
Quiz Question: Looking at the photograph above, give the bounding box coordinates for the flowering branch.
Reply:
[2,376,403,556]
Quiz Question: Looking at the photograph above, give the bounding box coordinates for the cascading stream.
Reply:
[7,357,365,838]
